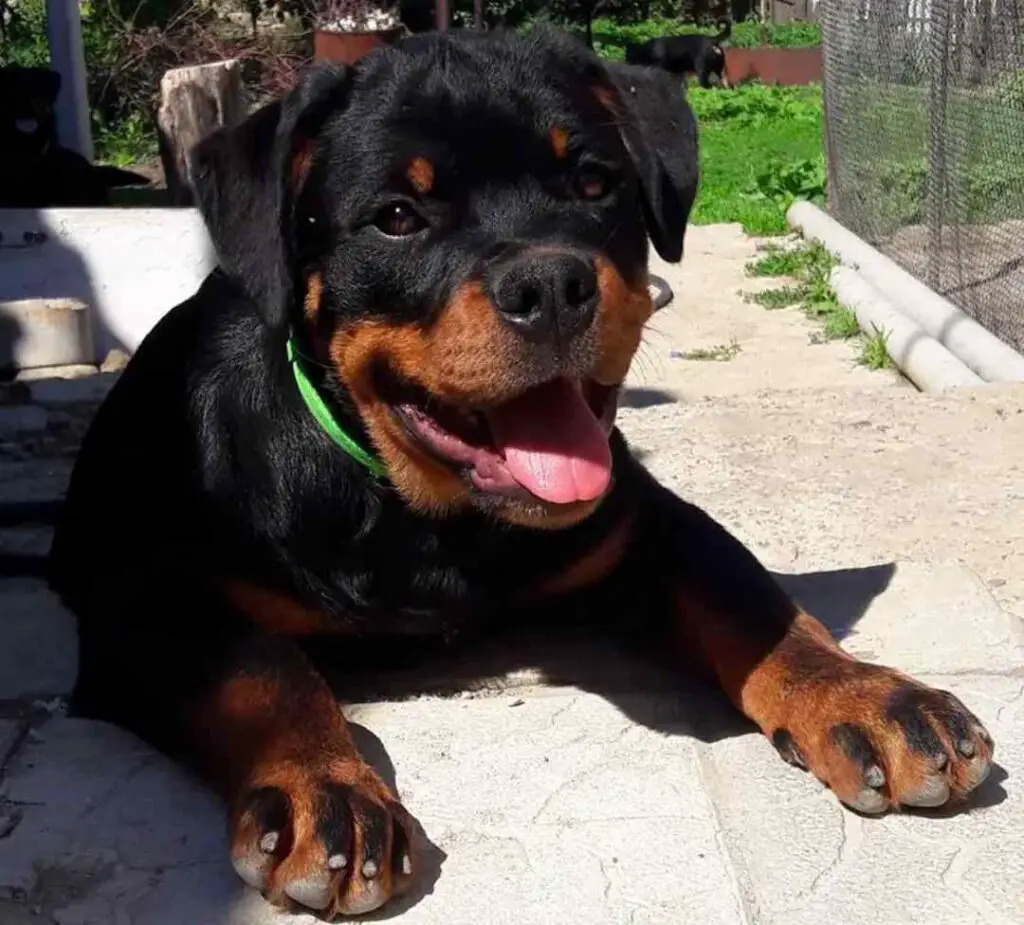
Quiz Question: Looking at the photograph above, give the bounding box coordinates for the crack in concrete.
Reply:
[941,844,1019,925]
[72,756,159,824]
[529,764,597,825]
[0,722,31,779]
[595,854,614,904]
[994,681,1024,724]
[543,697,580,731]
[691,743,755,925]
[797,801,861,903]
[941,844,972,888]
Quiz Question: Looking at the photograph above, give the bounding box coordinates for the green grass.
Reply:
[859,327,894,370]
[748,285,804,309]
[746,244,821,277]
[688,84,825,234]
[746,241,876,350]
[823,305,861,339]
[676,340,742,361]
[93,111,159,167]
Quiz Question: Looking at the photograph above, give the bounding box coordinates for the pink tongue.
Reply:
[487,379,612,505]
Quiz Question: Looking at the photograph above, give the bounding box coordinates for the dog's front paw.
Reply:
[770,667,994,814]
[229,760,415,917]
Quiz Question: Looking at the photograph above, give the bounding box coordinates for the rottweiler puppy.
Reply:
[626,20,732,89]
[49,27,993,919]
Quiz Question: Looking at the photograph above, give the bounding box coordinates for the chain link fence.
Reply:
[821,0,1024,351]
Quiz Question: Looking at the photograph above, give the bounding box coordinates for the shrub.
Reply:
[1,0,310,165]
[688,82,822,126]
[745,156,826,210]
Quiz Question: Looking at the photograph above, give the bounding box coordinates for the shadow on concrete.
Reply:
[778,563,897,642]
[0,296,23,373]
[314,562,899,733]
[0,213,98,575]
[619,386,679,409]
[316,558,1006,810]
[0,209,96,303]
[0,208,101,359]
[349,722,448,917]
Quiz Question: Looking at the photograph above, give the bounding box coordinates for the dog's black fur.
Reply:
[625,20,732,88]
[47,26,994,920]
[51,31,699,660]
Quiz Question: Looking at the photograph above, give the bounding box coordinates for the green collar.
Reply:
[286,335,387,479]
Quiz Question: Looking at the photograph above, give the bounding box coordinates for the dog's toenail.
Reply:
[864,764,885,788]
[362,860,379,879]
[849,787,887,814]
[958,738,975,757]
[328,853,347,870]
[965,757,991,790]
[259,831,279,854]
[284,873,333,910]
[905,776,950,808]
[401,853,412,876]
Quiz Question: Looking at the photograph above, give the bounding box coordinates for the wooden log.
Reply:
[157,60,247,206]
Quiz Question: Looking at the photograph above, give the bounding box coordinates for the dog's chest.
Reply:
[315,530,518,638]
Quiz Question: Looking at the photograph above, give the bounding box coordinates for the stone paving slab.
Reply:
[623,383,1024,622]
[778,561,1024,676]
[0,674,1020,925]
[0,561,1021,925]
[0,584,77,700]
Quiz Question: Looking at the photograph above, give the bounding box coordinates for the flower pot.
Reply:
[314,27,404,65]
[724,46,822,86]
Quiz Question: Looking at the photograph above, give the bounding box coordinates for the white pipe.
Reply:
[830,267,984,392]
[788,201,1024,383]
[45,0,93,161]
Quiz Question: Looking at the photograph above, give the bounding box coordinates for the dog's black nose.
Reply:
[488,252,598,344]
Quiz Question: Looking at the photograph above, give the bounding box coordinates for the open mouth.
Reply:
[392,378,618,506]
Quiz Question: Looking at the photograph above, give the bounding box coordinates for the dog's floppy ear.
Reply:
[599,63,699,263]
[190,65,351,325]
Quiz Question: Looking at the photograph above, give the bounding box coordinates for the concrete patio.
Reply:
[1,226,1023,924]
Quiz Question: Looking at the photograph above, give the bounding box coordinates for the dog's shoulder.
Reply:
[49,272,279,587]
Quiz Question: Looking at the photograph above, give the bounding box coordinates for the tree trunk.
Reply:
[157,60,247,207]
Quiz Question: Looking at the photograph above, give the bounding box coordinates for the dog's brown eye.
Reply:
[573,166,612,201]
[373,203,426,238]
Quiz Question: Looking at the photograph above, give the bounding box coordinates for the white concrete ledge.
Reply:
[830,267,983,392]
[787,201,1024,383]
[0,208,214,360]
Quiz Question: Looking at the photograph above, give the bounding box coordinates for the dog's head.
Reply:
[192,28,697,529]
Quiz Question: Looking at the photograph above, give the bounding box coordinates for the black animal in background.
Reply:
[0,66,149,208]
[626,20,732,89]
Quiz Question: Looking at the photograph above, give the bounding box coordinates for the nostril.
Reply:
[516,285,543,317]
[564,272,596,307]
